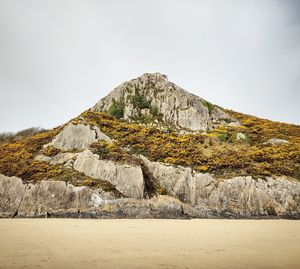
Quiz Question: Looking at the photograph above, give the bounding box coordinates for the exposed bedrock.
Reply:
[0,174,115,218]
[0,174,191,219]
[1,166,299,219]
[73,150,144,199]
[140,156,300,218]
[47,123,111,151]
[92,73,238,131]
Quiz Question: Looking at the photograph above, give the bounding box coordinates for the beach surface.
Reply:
[0,219,299,269]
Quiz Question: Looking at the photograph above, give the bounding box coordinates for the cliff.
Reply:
[1,73,299,219]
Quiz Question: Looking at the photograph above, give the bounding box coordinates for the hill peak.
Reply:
[92,73,238,131]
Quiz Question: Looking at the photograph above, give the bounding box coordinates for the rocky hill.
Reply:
[92,73,238,132]
[1,73,300,219]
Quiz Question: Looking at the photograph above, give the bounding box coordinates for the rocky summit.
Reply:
[92,73,238,132]
[1,73,300,219]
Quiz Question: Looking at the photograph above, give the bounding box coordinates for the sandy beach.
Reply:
[0,219,299,269]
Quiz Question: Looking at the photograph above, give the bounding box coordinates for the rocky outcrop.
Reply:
[0,175,191,219]
[73,150,144,198]
[47,123,111,151]
[92,73,238,131]
[1,170,299,219]
[0,175,26,218]
[35,152,79,167]
[0,174,115,218]
[140,156,300,218]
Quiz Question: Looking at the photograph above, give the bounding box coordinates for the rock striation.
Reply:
[0,174,115,218]
[1,164,299,219]
[73,150,144,198]
[92,73,238,131]
[0,174,190,219]
[140,156,300,218]
[47,123,111,151]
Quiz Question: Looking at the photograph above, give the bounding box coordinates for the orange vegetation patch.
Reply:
[81,110,300,180]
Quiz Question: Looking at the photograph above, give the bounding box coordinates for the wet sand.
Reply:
[0,219,299,269]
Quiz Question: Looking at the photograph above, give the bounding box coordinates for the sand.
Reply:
[0,219,299,269]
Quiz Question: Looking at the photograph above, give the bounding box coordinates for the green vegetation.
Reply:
[107,99,125,119]
[202,100,214,114]
[150,106,158,116]
[130,88,150,109]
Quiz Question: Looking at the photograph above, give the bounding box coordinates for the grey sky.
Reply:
[0,0,299,132]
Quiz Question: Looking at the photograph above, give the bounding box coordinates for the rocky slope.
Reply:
[1,73,300,219]
[92,73,238,132]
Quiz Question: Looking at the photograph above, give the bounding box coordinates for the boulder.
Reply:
[47,123,111,151]
[265,138,289,145]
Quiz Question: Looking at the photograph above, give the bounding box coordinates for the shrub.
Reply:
[108,99,124,119]
[150,106,158,116]
[218,132,230,141]
[130,89,150,109]
[0,127,46,144]
[202,100,214,114]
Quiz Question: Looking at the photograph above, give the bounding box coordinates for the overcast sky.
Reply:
[0,0,299,132]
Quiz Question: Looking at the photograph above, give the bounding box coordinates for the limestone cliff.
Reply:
[0,73,300,219]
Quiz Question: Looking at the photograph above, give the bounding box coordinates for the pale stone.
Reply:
[47,123,111,151]
[265,138,289,145]
[92,73,239,131]
[73,150,144,199]
[140,156,300,217]
[236,132,246,140]
[0,174,115,218]
[0,175,26,218]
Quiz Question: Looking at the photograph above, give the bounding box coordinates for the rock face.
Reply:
[47,123,111,151]
[140,156,300,218]
[0,174,115,218]
[1,166,299,218]
[73,150,144,198]
[0,174,190,219]
[92,73,238,131]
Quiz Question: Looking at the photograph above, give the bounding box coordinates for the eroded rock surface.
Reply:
[92,73,238,131]
[0,174,115,218]
[73,150,144,198]
[1,171,299,219]
[0,175,191,219]
[47,123,111,151]
[140,156,300,218]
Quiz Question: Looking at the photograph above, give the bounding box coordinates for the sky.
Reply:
[0,0,299,132]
